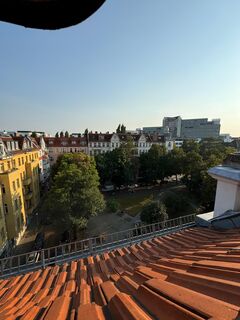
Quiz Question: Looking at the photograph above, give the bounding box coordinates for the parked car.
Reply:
[101,184,114,192]
[34,232,45,250]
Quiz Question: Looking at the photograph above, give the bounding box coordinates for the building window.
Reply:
[19,196,22,207]
[18,158,21,166]
[12,181,16,191]
[1,184,5,194]
[15,199,18,211]
[0,163,4,172]
[17,178,20,188]
[4,204,8,214]
[7,161,11,170]
[22,157,24,165]
[112,143,114,147]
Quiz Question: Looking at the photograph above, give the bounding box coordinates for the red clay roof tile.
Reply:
[0,227,240,319]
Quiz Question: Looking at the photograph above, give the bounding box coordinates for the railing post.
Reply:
[89,239,93,254]
[41,250,45,269]
[152,224,155,233]
[179,216,182,228]
[1,259,3,275]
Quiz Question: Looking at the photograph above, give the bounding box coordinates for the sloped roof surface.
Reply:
[0,227,240,319]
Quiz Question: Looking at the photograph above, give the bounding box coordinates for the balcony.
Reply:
[23,177,31,186]
[25,192,33,200]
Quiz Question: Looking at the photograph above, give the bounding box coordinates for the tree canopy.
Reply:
[44,153,105,230]
[140,201,168,224]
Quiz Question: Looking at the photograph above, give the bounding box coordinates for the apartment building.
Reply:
[45,132,174,163]
[0,135,41,248]
[45,136,88,163]
[0,188,8,256]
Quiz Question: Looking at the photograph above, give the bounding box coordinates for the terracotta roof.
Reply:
[0,227,240,319]
[45,137,87,148]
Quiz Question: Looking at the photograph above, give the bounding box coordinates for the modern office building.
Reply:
[181,118,220,139]
[162,116,182,138]
[142,126,164,135]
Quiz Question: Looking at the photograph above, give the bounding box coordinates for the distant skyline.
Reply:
[0,0,240,136]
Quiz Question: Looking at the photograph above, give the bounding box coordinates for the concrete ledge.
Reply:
[196,210,240,230]
[208,166,240,183]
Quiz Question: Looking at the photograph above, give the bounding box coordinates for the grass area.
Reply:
[105,185,200,218]
[105,189,159,216]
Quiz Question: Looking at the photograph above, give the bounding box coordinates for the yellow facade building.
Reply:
[0,135,41,251]
[0,187,8,255]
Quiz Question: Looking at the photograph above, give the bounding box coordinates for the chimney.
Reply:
[208,153,240,217]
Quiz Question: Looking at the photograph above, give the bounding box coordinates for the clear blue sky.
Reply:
[0,0,240,136]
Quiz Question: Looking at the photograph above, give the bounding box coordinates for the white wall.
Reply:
[214,179,240,217]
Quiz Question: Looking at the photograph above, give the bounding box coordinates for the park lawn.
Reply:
[105,189,158,216]
[104,185,200,218]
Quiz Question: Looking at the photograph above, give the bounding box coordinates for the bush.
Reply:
[163,193,189,216]
[106,198,120,213]
[140,201,168,224]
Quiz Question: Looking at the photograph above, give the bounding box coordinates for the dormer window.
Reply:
[49,140,54,145]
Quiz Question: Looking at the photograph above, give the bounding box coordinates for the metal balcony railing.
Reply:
[0,213,196,278]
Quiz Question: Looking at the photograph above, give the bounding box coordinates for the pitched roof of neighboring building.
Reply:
[44,137,87,147]
[0,227,240,320]
[12,136,40,151]
[88,133,113,142]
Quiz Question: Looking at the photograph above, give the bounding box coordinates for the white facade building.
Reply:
[45,132,175,163]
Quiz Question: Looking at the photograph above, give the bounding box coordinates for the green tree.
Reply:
[46,153,105,230]
[140,201,168,224]
[182,140,200,153]
[163,193,189,218]
[31,131,37,138]
[182,151,204,192]
[95,139,137,187]
[106,198,120,213]
[165,147,185,181]
[116,124,121,133]
[140,144,167,183]
[120,124,126,134]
